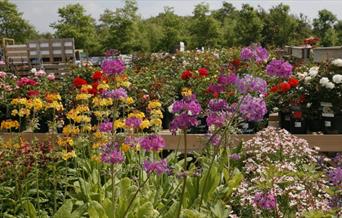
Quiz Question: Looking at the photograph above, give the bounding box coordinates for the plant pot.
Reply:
[334,114,342,134]
[307,117,321,133]
[239,121,256,134]
[290,118,307,134]
[162,108,173,130]
[321,116,337,134]
[255,113,269,132]
[279,111,291,131]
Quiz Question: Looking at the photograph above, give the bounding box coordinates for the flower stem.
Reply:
[111,165,115,207]
[176,130,188,218]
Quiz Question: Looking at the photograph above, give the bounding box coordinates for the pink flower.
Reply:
[47,73,55,81]
[16,77,38,87]
[35,70,46,77]
[0,71,7,78]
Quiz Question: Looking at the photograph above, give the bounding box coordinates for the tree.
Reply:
[99,0,145,53]
[189,3,222,49]
[0,0,37,43]
[235,4,263,46]
[335,20,342,45]
[313,9,337,46]
[50,4,100,55]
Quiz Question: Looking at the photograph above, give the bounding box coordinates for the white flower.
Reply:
[168,104,173,113]
[325,82,335,89]
[332,74,342,84]
[331,58,342,67]
[319,77,329,85]
[304,76,312,83]
[297,72,307,79]
[30,68,37,73]
[308,66,319,77]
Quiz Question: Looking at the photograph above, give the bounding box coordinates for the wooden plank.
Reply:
[1,133,341,152]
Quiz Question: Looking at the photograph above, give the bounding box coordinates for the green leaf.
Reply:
[182,209,206,218]
[210,200,229,218]
[136,201,157,218]
[88,201,108,218]
[23,200,37,218]
[162,202,178,218]
[53,200,74,218]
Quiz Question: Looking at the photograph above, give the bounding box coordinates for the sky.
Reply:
[10,0,342,33]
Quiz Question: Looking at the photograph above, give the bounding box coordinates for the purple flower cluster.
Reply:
[253,192,277,210]
[101,59,125,76]
[206,112,226,127]
[207,134,221,146]
[99,121,112,132]
[102,88,127,99]
[100,143,124,164]
[208,99,229,111]
[328,167,342,186]
[143,159,169,175]
[208,73,237,94]
[266,59,293,78]
[170,95,202,133]
[229,153,241,160]
[240,46,269,63]
[140,135,166,151]
[236,74,267,95]
[240,95,267,122]
[125,117,141,129]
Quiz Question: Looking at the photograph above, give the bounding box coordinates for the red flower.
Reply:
[73,77,87,88]
[270,85,279,93]
[288,77,299,88]
[27,90,40,97]
[213,92,219,98]
[231,58,241,67]
[92,71,102,80]
[279,82,291,92]
[181,70,192,80]
[198,68,208,77]
[293,111,302,119]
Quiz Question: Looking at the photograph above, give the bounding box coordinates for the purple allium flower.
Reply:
[170,114,200,133]
[208,99,229,111]
[206,112,225,127]
[125,117,141,129]
[254,192,277,210]
[207,134,221,146]
[217,73,238,85]
[99,121,112,132]
[143,159,169,175]
[240,47,254,60]
[100,143,124,164]
[236,74,267,94]
[101,59,125,76]
[240,95,267,122]
[266,59,293,78]
[102,88,127,99]
[140,135,166,152]
[229,153,241,160]
[240,46,269,63]
[329,167,342,186]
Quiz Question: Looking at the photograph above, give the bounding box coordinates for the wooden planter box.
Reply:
[312,46,342,63]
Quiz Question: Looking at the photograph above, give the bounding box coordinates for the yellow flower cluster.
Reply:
[11,97,44,115]
[61,150,76,160]
[92,97,113,107]
[62,124,80,135]
[148,100,163,129]
[128,111,145,119]
[67,105,91,123]
[45,93,61,102]
[94,111,110,119]
[45,93,63,111]
[121,143,130,152]
[11,108,30,117]
[181,88,192,97]
[57,137,74,147]
[140,119,150,129]
[114,119,125,129]
[97,83,109,91]
[148,100,162,110]
[116,75,131,88]
[1,120,20,130]
[122,97,134,105]
[76,93,92,101]
[80,85,92,93]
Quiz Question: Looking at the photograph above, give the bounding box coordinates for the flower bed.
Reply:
[0,48,341,217]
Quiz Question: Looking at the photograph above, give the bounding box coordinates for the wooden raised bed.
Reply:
[1,133,341,152]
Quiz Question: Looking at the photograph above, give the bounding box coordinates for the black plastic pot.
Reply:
[307,117,321,133]
[189,117,208,134]
[321,116,336,134]
[334,114,342,134]
[162,108,173,130]
[279,111,291,131]
[290,118,307,134]
[239,121,256,134]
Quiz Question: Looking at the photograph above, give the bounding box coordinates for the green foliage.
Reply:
[313,9,338,46]
[0,0,37,43]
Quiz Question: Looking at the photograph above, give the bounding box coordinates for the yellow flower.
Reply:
[75,105,90,113]
[151,109,163,118]
[31,98,43,111]
[61,150,76,160]
[76,93,92,101]
[140,119,150,129]
[148,100,162,110]
[150,118,162,127]
[46,101,64,111]
[58,137,74,146]
[118,81,131,88]
[92,143,101,149]
[11,98,27,105]
[114,119,125,129]
[94,111,110,118]
[181,88,192,97]
[11,109,18,116]
[91,154,101,162]
[80,85,92,92]
[92,97,113,107]
[18,108,30,117]
[1,120,20,130]
[121,143,130,152]
[94,131,103,139]
[97,83,110,91]
[63,125,80,135]
[128,111,145,119]
[123,97,134,105]
[81,124,92,132]
[45,93,61,102]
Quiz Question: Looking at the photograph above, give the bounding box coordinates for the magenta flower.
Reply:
[140,135,166,152]
[102,88,127,99]
[99,121,112,132]
[143,159,169,175]
[125,117,141,129]
[254,192,277,210]
[236,74,267,95]
[240,46,269,62]
[266,59,293,78]
[16,77,38,87]
[240,47,254,60]
[329,167,342,186]
[208,99,228,111]
[100,143,124,164]
[101,59,125,76]
[217,73,238,85]
[240,95,267,122]
[206,112,225,127]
